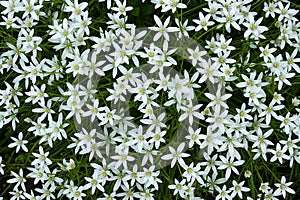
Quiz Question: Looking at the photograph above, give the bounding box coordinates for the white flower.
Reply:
[111,0,133,16]
[252,128,274,154]
[201,152,218,175]
[206,109,229,133]
[149,15,178,41]
[187,46,206,66]
[263,2,277,18]
[179,103,204,125]
[167,74,189,104]
[148,130,166,149]
[161,142,190,168]
[19,28,42,51]
[216,7,241,33]
[151,0,167,10]
[244,170,252,178]
[108,14,134,35]
[185,127,202,148]
[31,146,52,167]
[174,18,194,38]
[243,14,268,39]
[138,187,155,200]
[0,12,18,29]
[0,156,5,175]
[111,147,135,169]
[138,165,161,189]
[259,182,271,193]
[218,131,243,159]
[270,143,290,164]
[20,0,43,20]
[274,176,295,198]
[8,132,28,153]
[154,72,170,92]
[7,168,27,191]
[205,84,231,111]
[24,190,40,200]
[0,0,23,15]
[64,0,88,19]
[35,184,56,200]
[197,59,220,84]
[275,2,291,21]
[27,166,48,185]
[102,55,123,78]
[9,189,25,200]
[182,162,202,183]
[279,134,299,155]
[205,172,227,191]
[162,0,187,13]
[118,67,141,87]
[25,84,48,106]
[203,1,222,20]
[198,126,223,154]
[214,34,236,54]
[212,52,236,68]
[49,113,68,142]
[236,71,268,93]
[98,106,121,126]
[264,54,285,75]
[217,155,245,180]
[168,178,187,197]
[71,186,86,200]
[75,128,96,150]
[130,126,151,153]
[148,54,172,73]
[84,172,105,194]
[193,12,214,31]
[110,42,134,65]
[271,92,284,105]
[32,100,55,122]
[97,192,117,200]
[230,180,250,199]
[292,97,300,107]
[2,40,28,63]
[274,69,295,90]
[72,12,91,35]
[259,102,284,125]
[277,112,297,134]
[234,103,253,123]
[285,49,300,73]
[28,117,46,136]
[215,185,231,200]
[140,146,158,167]
[123,164,138,187]
[50,18,74,44]
[82,99,102,122]
[259,44,276,63]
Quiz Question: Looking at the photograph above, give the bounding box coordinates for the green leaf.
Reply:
[131,7,140,16]
[142,5,154,16]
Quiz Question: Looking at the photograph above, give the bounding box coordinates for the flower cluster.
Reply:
[0,0,300,199]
